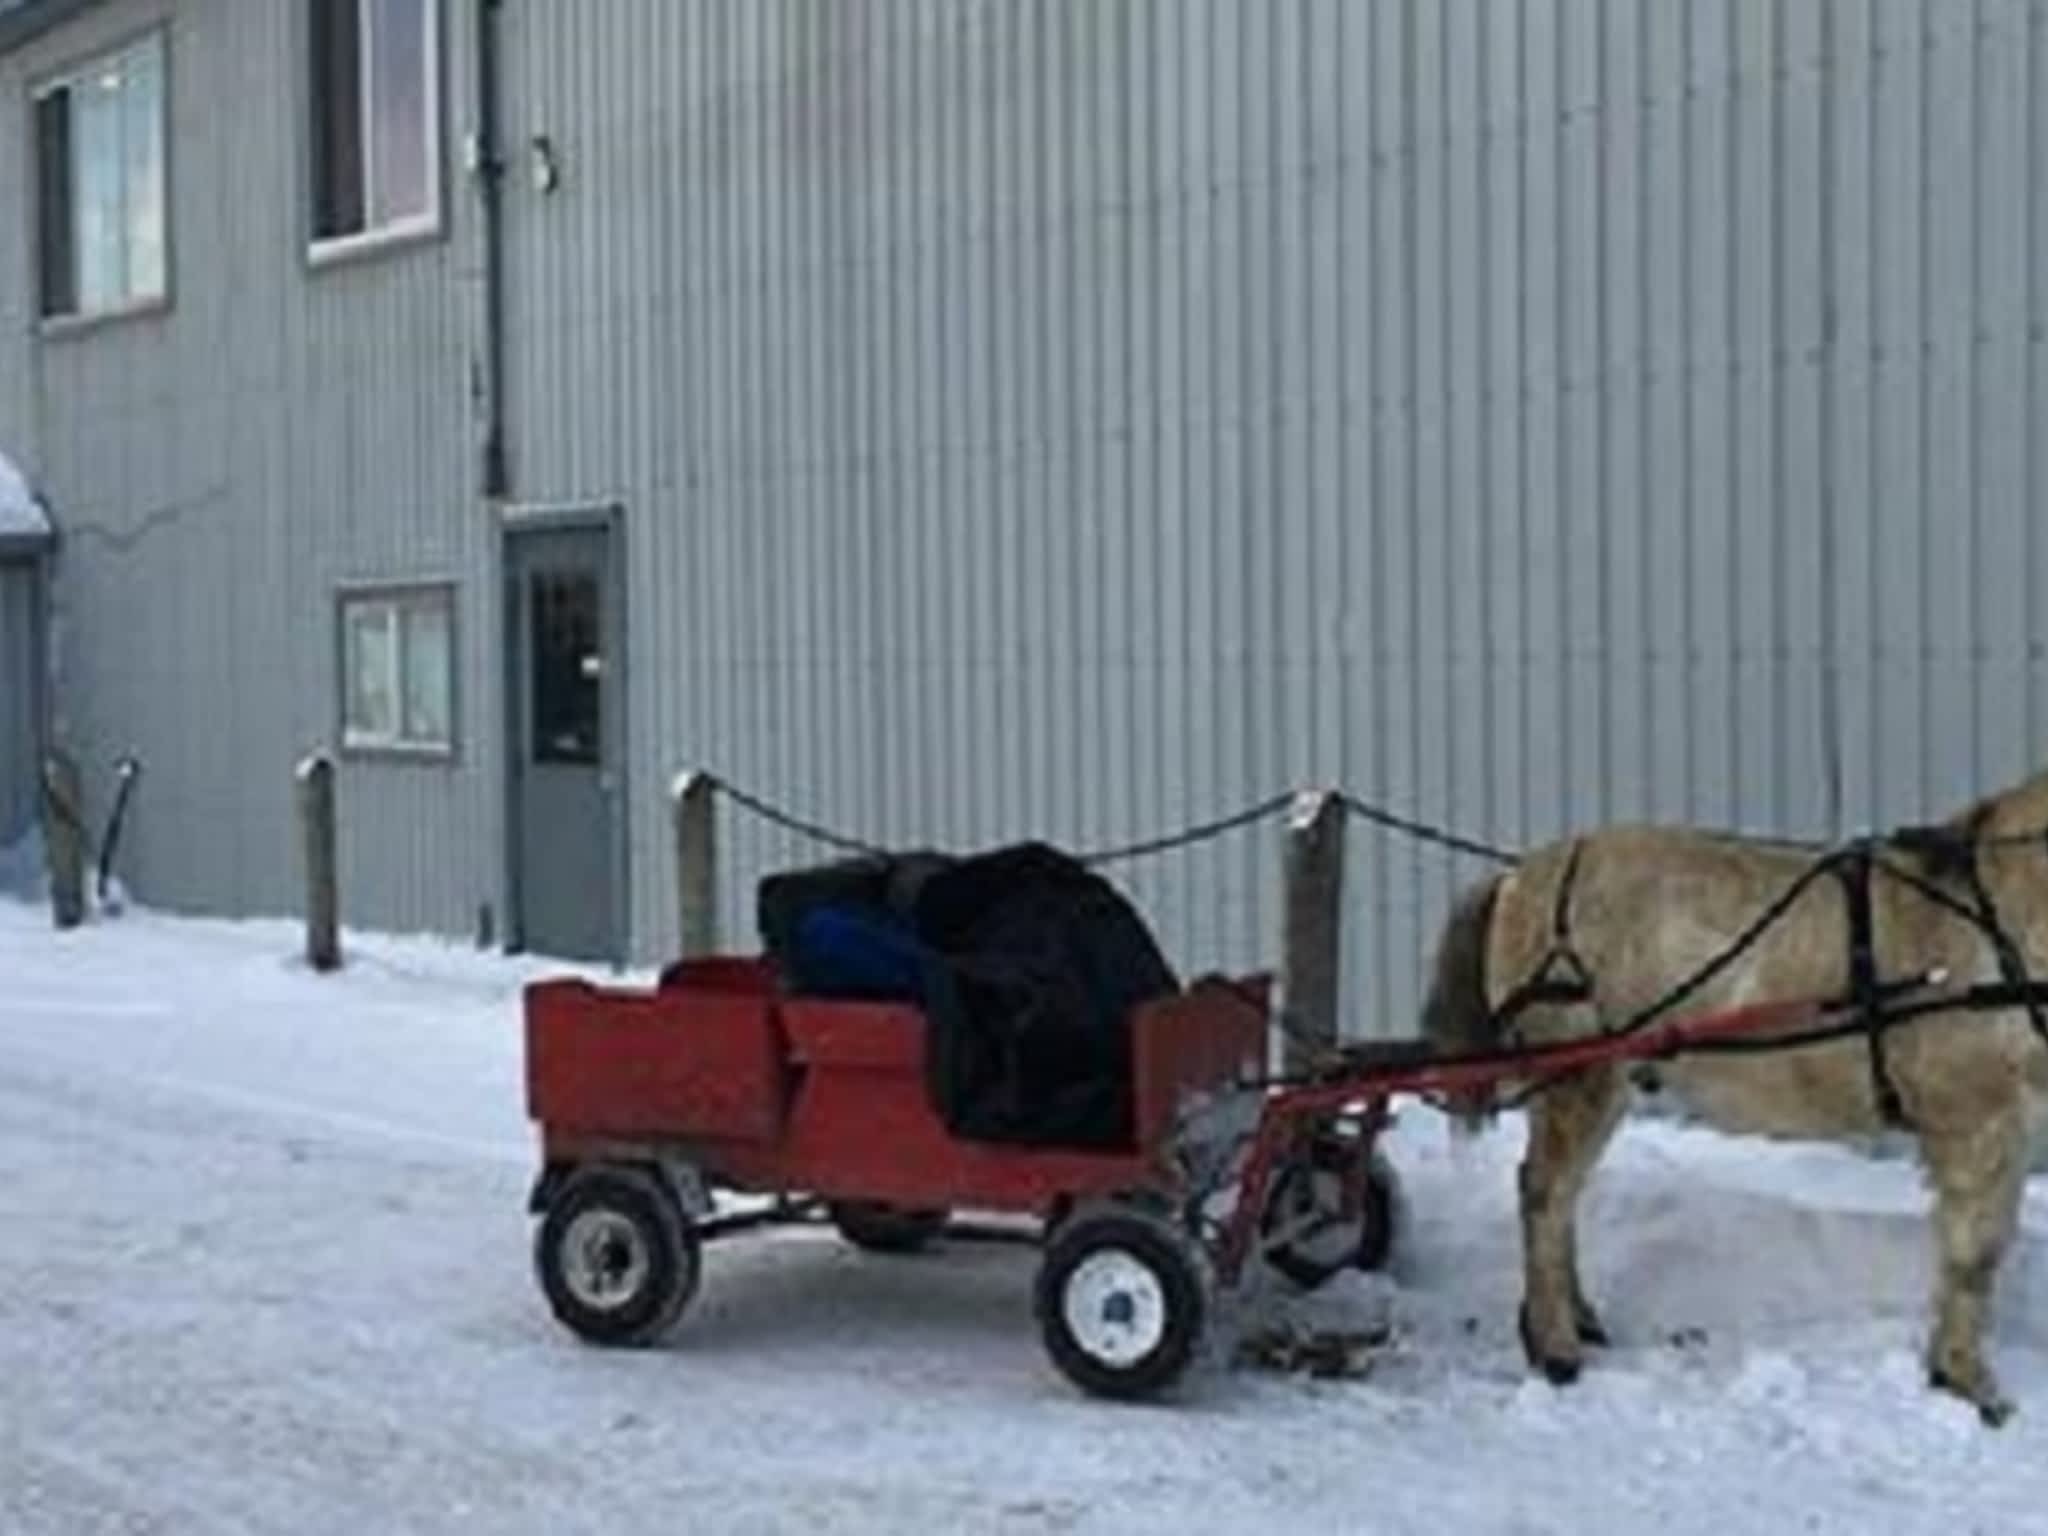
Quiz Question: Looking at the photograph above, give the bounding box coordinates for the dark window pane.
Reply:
[530,571,600,765]
[36,87,75,317]
[310,0,364,239]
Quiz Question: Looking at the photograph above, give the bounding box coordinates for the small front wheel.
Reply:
[534,1163,700,1347]
[1035,1201,1210,1401]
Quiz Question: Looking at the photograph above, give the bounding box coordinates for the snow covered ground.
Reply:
[5,895,2047,1535]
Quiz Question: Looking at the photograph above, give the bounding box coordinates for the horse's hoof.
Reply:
[1576,1311,1611,1349]
[1930,1367,2014,1428]
[1519,1304,1582,1385]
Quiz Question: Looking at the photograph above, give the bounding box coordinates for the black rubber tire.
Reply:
[534,1164,699,1347]
[1035,1201,1210,1402]
[828,1201,951,1254]
[1261,1139,1400,1290]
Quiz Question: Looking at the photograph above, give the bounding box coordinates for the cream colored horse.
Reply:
[1420,767,2048,1425]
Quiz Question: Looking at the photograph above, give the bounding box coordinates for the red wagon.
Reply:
[523,951,1402,1400]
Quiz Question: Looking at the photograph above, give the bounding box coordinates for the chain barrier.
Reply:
[1078,793,1296,867]
[1333,792,1523,867]
[699,773,1297,868]
[700,776,890,859]
[696,770,2048,892]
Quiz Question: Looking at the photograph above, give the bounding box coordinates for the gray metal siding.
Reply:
[7,0,2046,1042]
[2,0,502,941]
[487,0,2048,1033]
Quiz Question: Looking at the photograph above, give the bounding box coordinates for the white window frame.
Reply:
[338,583,458,758]
[32,29,170,327]
[306,0,443,267]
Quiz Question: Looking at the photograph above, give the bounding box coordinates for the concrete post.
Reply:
[673,770,718,960]
[41,748,85,930]
[296,752,340,972]
[1280,788,1346,1077]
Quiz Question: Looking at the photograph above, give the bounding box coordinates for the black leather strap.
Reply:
[1492,843,1597,1035]
[1954,840,2048,1052]
[1830,847,1910,1129]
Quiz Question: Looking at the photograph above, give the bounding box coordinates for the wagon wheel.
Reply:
[828,1201,951,1254]
[1259,1136,1400,1290]
[1035,1198,1211,1401]
[534,1163,700,1347]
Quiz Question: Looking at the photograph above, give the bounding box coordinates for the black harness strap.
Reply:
[1829,845,1911,1130]
[1492,842,1597,1035]
[1956,841,2048,1053]
[1876,826,2048,1055]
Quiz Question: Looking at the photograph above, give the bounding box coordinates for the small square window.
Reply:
[340,586,455,755]
[35,32,168,321]
[308,0,440,253]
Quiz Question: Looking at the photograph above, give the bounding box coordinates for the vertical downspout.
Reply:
[475,0,509,499]
[472,0,512,953]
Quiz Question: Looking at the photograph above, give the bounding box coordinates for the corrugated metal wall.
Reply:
[7,1,2046,1042]
[495,0,2048,1033]
[0,0,501,940]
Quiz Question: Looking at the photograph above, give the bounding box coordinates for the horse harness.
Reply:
[1490,842,1597,1033]
[1827,845,1911,1128]
[1486,830,2048,1132]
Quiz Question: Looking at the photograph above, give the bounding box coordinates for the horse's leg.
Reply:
[1565,1223,1609,1346]
[1517,1064,1627,1384]
[1919,1105,2031,1426]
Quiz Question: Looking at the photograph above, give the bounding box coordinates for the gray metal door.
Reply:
[507,525,622,963]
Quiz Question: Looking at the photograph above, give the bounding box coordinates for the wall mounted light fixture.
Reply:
[530,135,561,195]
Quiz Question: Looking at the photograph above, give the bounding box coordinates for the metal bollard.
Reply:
[41,748,86,930]
[296,751,340,972]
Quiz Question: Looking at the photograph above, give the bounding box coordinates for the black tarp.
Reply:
[755,842,1180,1150]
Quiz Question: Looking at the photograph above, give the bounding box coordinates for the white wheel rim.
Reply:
[561,1209,653,1313]
[1062,1249,1169,1368]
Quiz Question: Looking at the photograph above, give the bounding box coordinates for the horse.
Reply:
[1418,764,2048,1425]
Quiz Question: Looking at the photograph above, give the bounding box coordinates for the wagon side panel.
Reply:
[524,978,788,1144]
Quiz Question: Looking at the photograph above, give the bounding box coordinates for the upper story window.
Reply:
[34,32,168,322]
[308,0,440,258]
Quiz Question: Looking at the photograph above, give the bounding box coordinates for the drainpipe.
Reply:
[471,0,511,958]
[473,0,510,499]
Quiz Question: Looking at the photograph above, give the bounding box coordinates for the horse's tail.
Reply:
[1420,873,1504,1132]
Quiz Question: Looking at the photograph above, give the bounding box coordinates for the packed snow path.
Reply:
[4,898,2048,1535]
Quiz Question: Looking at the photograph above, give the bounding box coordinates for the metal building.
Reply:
[3,0,2044,1036]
